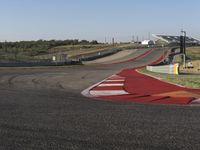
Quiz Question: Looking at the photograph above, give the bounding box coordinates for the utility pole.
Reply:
[105,37,107,44]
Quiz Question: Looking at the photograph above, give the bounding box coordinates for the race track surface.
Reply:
[0,49,200,150]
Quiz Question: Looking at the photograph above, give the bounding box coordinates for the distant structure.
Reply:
[141,40,154,46]
[131,36,141,44]
[131,35,135,43]
[112,38,115,46]
[152,34,200,46]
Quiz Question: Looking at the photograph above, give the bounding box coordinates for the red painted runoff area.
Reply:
[85,49,200,105]
[97,69,200,105]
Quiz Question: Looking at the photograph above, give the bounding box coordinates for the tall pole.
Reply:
[112,38,115,47]
[148,32,151,40]
[181,30,186,55]
[180,30,186,68]
[183,31,186,55]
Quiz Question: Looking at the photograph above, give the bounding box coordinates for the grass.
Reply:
[53,44,115,58]
[179,60,200,74]
[34,44,116,59]
[0,42,145,61]
[0,51,35,62]
[0,44,115,61]
[186,46,200,60]
[173,46,200,74]
[139,68,200,89]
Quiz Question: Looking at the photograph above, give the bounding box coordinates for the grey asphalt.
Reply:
[0,49,200,150]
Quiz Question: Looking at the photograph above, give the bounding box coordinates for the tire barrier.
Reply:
[146,63,179,75]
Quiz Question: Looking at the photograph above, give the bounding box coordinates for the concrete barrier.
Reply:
[147,63,179,75]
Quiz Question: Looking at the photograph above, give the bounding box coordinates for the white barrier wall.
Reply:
[146,63,179,75]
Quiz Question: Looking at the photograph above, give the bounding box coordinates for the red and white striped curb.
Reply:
[82,75,129,98]
[82,72,200,105]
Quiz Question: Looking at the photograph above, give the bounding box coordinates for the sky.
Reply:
[0,0,200,42]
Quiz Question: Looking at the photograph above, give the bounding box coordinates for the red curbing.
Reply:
[99,48,156,66]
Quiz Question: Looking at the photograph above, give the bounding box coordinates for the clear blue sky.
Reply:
[0,0,200,42]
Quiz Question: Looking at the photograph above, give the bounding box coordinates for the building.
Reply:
[141,40,154,45]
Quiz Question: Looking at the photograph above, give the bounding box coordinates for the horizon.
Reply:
[0,0,200,42]
[1,33,200,43]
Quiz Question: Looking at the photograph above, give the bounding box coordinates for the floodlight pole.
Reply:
[181,30,186,55]
[180,30,186,68]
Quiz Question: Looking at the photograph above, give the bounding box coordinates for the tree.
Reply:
[80,40,90,45]
[91,40,98,45]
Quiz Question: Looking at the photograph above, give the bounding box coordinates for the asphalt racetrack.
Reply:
[0,48,200,150]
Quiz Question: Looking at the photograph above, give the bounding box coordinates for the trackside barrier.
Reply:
[78,48,122,61]
[146,63,179,75]
[0,60,82,67]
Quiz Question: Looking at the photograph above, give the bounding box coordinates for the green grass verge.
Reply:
[139,68,200,89]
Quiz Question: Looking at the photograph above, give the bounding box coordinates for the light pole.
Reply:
[180,30,186,68]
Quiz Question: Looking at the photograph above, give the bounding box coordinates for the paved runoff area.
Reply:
[0,48,200,150]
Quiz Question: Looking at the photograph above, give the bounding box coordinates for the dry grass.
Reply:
[186,46,200,60]
[34,43,137,59]
[180,60,200,74]
[34,44,114,59]
[173,46,200,74]
[181,46,200,74]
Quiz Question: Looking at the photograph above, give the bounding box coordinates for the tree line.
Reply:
[0,39,99,56]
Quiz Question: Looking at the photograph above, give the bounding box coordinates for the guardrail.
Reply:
[147,63,179,75]
[146,47,180,75]
[78,48,122,61]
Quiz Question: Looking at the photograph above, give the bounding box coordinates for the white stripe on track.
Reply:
[190,99,200,104]
[90,90,128,96]
[98,84,124,87]
[105,80,125,82]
